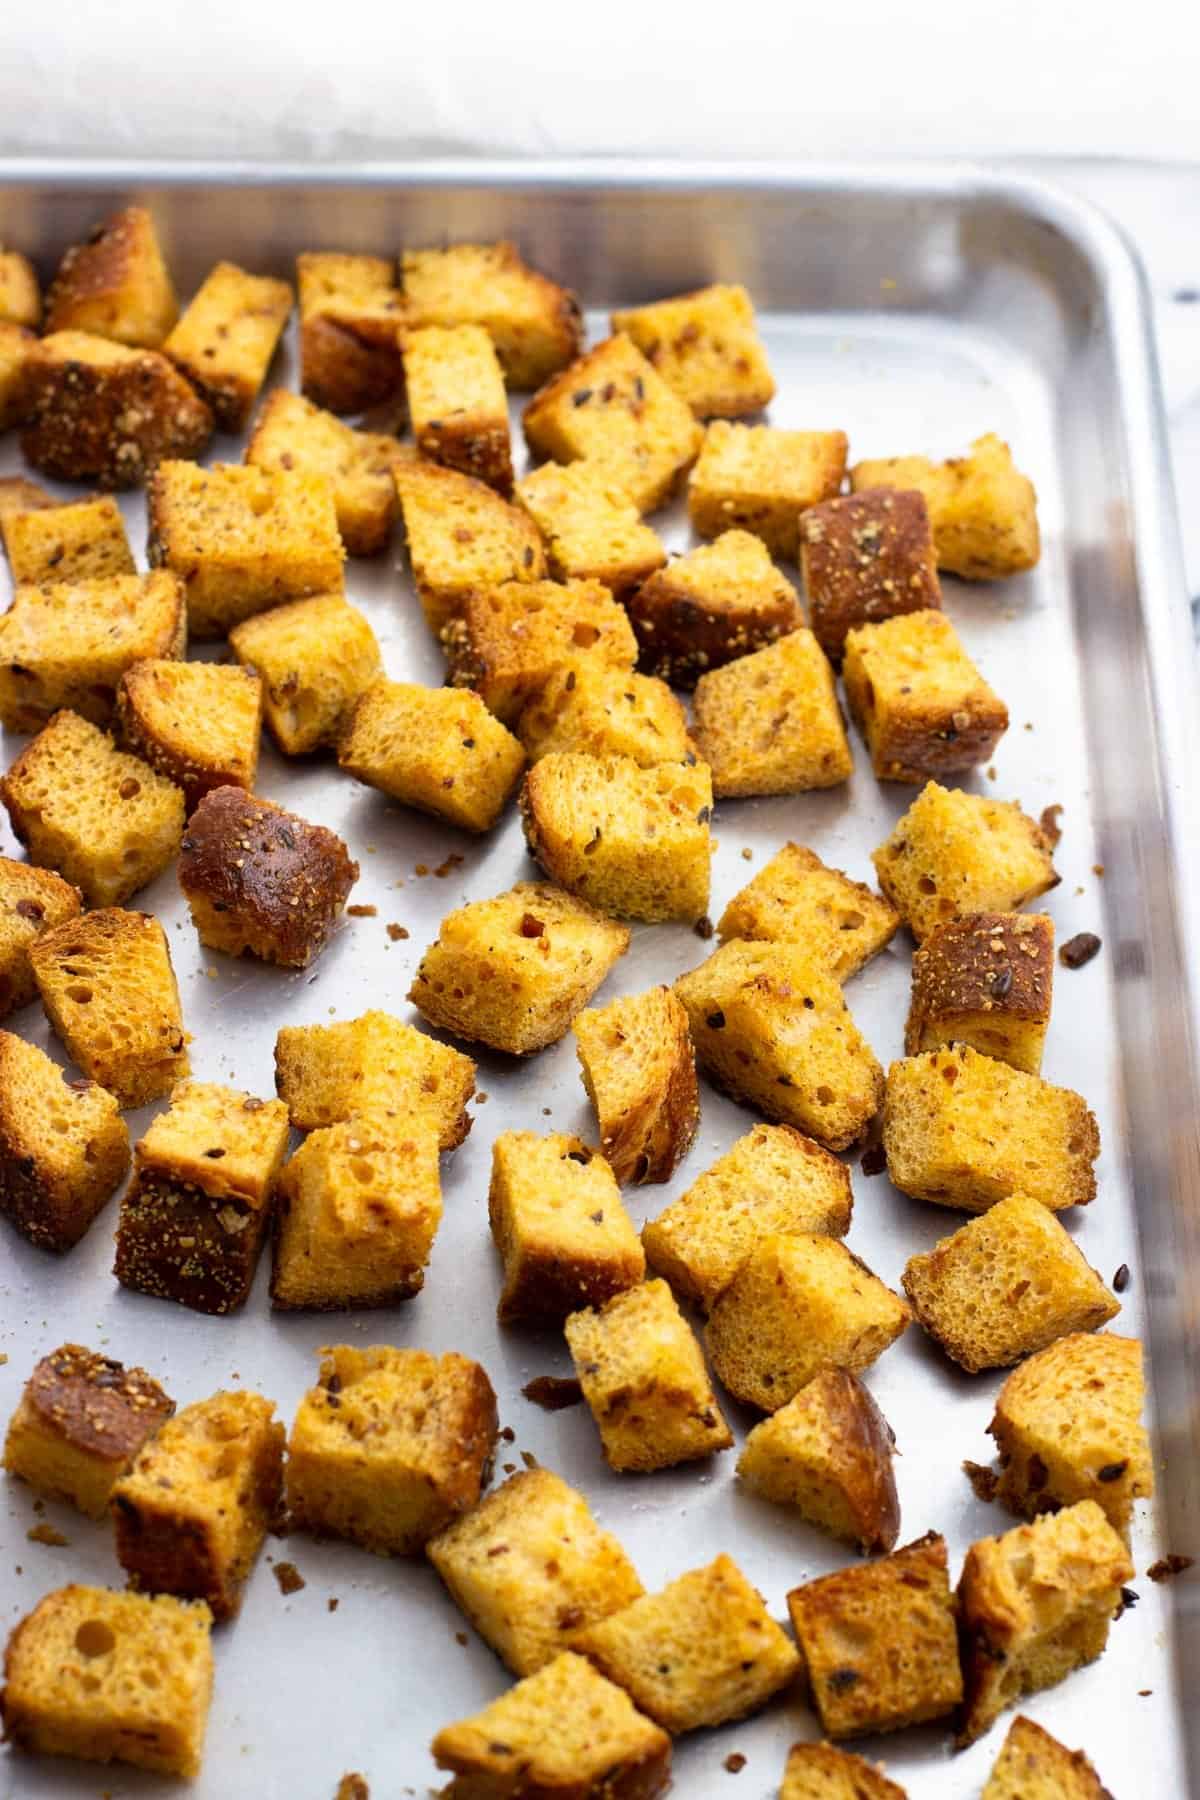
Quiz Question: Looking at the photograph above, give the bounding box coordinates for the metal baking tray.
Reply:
[0,160,1198,1799]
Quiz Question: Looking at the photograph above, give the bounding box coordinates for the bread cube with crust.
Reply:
[274,1009,475,1147]
[2,495,134,586]
[394,458,547,635]
[297,251,406,412]
[229,591,381,754]
[163,261,291,432]
[117,659,262,808]
[689,421,848,560]
[982,1715,1113,1799]
[844,609,1009,780]
[0,856,81,1020]
[905,912,1054,1073]
[402,240,583,390]
[402,322,513,492]
[629,530,802,689]
[611,283,775,419]
[3,1344,172,1520]
[0,249,40,328]
[851,434,1040,580]
[717,842,899,980]
[514,461,666,593]
[44,207,177,347]
[0,1033,129,1252]
[338,678,525,833]
[444,577,637,724]
[800,488,942,665]
[245,389,411,556]
[517,664,693,768]
[427,1467,644,1674]
[0,322,33,430]
[781,1744,908,1800]
[573,985,699,1185]
[692,629,853,797]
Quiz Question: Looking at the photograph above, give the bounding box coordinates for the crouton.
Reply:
[3,1345,172,1520]
[514,461,666,593]
[573,986,699,1184]
[401,322,513,492]
[163,261,291,432]
[957,1501,1133,1745]
[575,1554,797,1732]
[402,240,583,390]
[521,751,712,923]
[629,529,803,689]
[274,1009,475,1147]
[786,1532,962,1739]
[692,629,853,797]
[338,678,526,833]
[901,1193,1120,1374]
[426,1467,643,1674]
[851,434,1040,580]
[523,334,704,512]
[905,912,1054,1073]
[675,940,883,1151]
[882,1045,1099,1214]
[800,488,941,665]
[737,1367,899,1553]
[179,787,358,969]
[517,664,693,768]
[229,591,381,754]
[29,908,188,1108]
[982,1715,1113,1799]
[689,421,847,560]
[0,322,33,430]
[116,659,262,807]
[717,842,899,980]
[780,1744,908,1800]
[297,251,406,412]
[0,857,82,1020]
[706,1233,910,1412]
[147,460,345,638]
[111,1390,284,1620]
[394,458,547,635]
[612,283,775,419]
[0,1586,213,1779]
[444,577,637,724]
[872,781,1059,942]
[2,710,184,907]
[0,1032,128,1253]
[0,249,40,329]
[488,1130,644,1325]
[843,609,1009,780]
[0,477,55,525]
[44,207,177,347]
[2,495,134,586]
[245,389,411,556]
[565,1280,731,1472]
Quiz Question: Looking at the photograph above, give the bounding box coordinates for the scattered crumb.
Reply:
[414,864,429,877]
[347,904,378,918]
[1060,932,1102,970]
[1113,1263,1131,1293]
[386,923,409,941]
[335,1777,370,1800]
[1039,802,1064,846]
[327,1596,339,1612]
[1147,1553,1194,1582]
[476,1091,489,1105]
[860,1144,886,1177]
[520,1449,540,1470]
[273,1561,306,1596]
[206,967,219,980]
[26,1524,68,1547]
[1139,1688,1153,1697]
[522,1376,584,1411]
[740,847,753,861]
[1075,885,1085,896]
[1093,863,1105,877]
[455,1631,469,1646]
[502,1462,517,1474]
[724,1753,747,1774]
[366,844,377,855]
[542,1106,552,1116]
[880,277,897,291]
[435,853,465,878]
[693,915,714,940]
[0,1353,7,1365]
[1024,721,1033,731]
[963,1460,999,1503]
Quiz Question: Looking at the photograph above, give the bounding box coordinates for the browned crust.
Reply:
[906,912,1054,1054]
[113,1173,272,1315]
[627,564,803,690]
[44,208,175,339]
[497,1248,642,1327]
[0,1106,128,1255]
[583,996,700,1187]
[848,671,1009,782]
[434,1715,671,1800]
[801,489,942,665]
[21,342,213,489]
[415,415,513,495]
[24,1345,173,1462]
[810,1368,901,1553]
[299,314,403,413]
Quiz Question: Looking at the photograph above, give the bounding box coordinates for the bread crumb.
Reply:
[26,1524,68,1547]
[963,1459,999,1503]
[724,1753,747,1774]
[335,1777,369,1800]
[386,922,409,941]
[520,1449,540,1470]
[1147,1553,1194,1582]
[741,847,753,861]
[273,1560,306,1595]
[347,904,378,917]
[521,1376,584,1411]
[327,1596,339,1612]
[435,853,465,878]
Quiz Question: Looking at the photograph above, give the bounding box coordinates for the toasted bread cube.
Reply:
[402,240,583,390]
[800,488,942,665]
[0,1585,213,1778]
[0,477,55,524]
[0,1032,129,1253]
[179,787,358,969]
[432,1651,670,1799]
[338,678,526,833]
[781,1744,908,1800]
[2,711,184,907]
[905,911,1054,1073]
[689,421,847,560]
[229,590,381,754]
[2,495,134,586]
[982,1715,1113,1799]
[706,1233,909,1412]
[274,1009,475,1147]
[737,1368,899,1553]
[163,261,291,432]
[515,461,666,593]
[957,1501,1132,1745]
[872,781,1059,943]
[0,322,33,430]
[718,843,899,980]
[444,578,637,724]
[489,1130,644,1325]
[410,881,629,1055]
[395,458,546,634]
[882,1045,1099,1215]
[675,940,883,1151]
[111,1391,283,1621]
[692,629,853,797]
[3,1345,172,1520]
[0,857,81,1019]
[851,435,1040,580]
[427,1467,643,1674]
[786,1533,961,1739]
[521,752,712,924]
[271,1118,442,1309]
[844,609,1009,780]
[44,207,177,347]
[245,389,410,557]
[629,529,802,689]
[573,986,699,1185]
[902,1194,1120,1374]
[402,322,513,492]
[517,664,692,768]
[297,251,406,412]
[0,250,40,329]
[612,284,775,420]
[116,659,262,808]
[148,460,345,639]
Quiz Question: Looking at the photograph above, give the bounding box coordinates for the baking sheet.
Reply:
[0,164,1198,1798]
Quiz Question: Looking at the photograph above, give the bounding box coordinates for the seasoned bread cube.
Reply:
[111,1391,283,1620]
[517,664,693,768]
[800,488,942,666]
[629,528,803,688]
[409,881,629,1055]
[675,940,883,1151]
[44,207,177,347]
[274,1009,475,1147]
[882,1045,1099,1214]
[338,678,525,833]
[565,1279,731,1472]
[117,659,262,807]
[573,986,699,1184]
[3,711,184,907]
[738,1368,899,1553]
[444,577,637,724]
[395,459,546,636]
[515,461,666,593]
[245,389,410,557]
[717,842,898,980]
[901,1193,1120,1373]
[147,460,345,639]
[873,781,1059,942]
[163,261,291,432]
[297,251,406,412]
[3,1345,172,1520]
[0,249,40,328]
[521,751,712,923]
[957,1500,1133,1745]
[0,322,33,430]
[781,1744,908,1800]
[524,334,704,512]
[271,1118,442,1308]
[229,591,381,754]
[786,1533,962,1739]
[489,1130,644,1325]
[0,856,82,1019]
[905,912,1054,1073]
[0,476,55,524]
[402,322,513,492]
[982,1715,1113,1799]
[402,240,583,390]
[689,421,848,560]
[179,786,358,969]
[30,908,188,1108]
[427,1467,643,1674]
[574,1554,797,1732]
[2,495,134,586]
[432,1651,670,1800]
[844,609,1009,780]
[0,1032,129,1252]
[611,283,775,419]
[706,1233,910,1412]
[851,434,1040,580]
[692,629,853,797]
[0,1585,212,1779]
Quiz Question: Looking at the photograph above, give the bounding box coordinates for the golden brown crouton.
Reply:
[573,986,698,1184]
[402,322,513,491]
[982,1715,1114,1798]
[0,1032,129,1253]
[3,1345,172,1520]
[338,678,526,833]
[245,389,411,556]
[116,660,262,807]
[800,488,942,665]
[514,461,666,593]
[297,251,407,412]
[780,1744,908,1800]
[629,529,803,688]
[402,240,583,390]
[163,261,291,432]
[851,434,1040,580]
[0,322,33,430]
[689,421,847,560]
[0,856,82,1020]
[394,458,547,635]
[692,629,853,797]
[2,495,134,586]
[843,609,1009,780]
[229,591,381,753]
[444,577,637,724]
[612,284,775,419]
[273,1009,475,1147]
[517,664,693,768]
[905,912,1054,1073]
[44,207,177,347]
[717,842,899,980]
[0,249,40,329]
